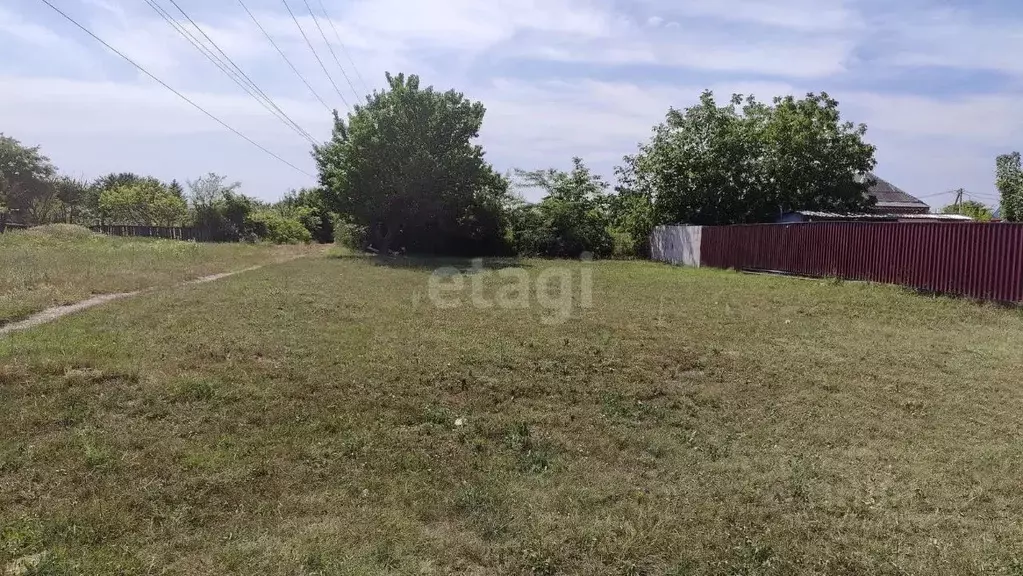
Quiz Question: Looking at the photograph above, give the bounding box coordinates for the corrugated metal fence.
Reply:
[701,222,1023,302]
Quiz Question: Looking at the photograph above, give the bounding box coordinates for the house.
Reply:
[858,173,930,214]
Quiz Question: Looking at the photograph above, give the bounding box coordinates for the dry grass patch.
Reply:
[0,225,316,324]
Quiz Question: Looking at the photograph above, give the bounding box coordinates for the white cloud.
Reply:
[887,8,1023,75]
[1,0,1019,207]
[0,5,67,46]
[657,0,861,31]
[0,75,326,139]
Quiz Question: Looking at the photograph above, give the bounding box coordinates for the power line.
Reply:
[143,0,316,146]
[967,193,1001,204]
[281,0,350,110]
[37,0,313,177]
[314,0,370,95]
[237,0,332,113]
[915,190,961,200]
[301,0,360,102]
[159,0,318,145]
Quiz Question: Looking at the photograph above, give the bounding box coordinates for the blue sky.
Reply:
[2,0,1021,208]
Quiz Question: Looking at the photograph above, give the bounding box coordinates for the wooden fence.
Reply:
[88,225,213,241]
[0,222,225,242]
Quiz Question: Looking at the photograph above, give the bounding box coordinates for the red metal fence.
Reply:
[701,222,1023,302]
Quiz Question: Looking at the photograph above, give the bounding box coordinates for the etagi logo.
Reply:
[427,253,594,325]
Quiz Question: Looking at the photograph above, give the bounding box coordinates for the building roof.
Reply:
[783,211,974,222]
[856,173,930,210]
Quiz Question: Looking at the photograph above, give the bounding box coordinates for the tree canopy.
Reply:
[940,197,993,221]
[0,134,57,221]
[5,77,903,255]
[99,180,188,226]
[314,72,509,255]
[509,158,613,258]
[623,91,877,226]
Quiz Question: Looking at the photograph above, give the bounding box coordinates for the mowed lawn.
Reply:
[0,225,315,325]
[2,252,1022,575]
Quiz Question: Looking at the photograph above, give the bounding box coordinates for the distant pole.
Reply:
[954,189,964,210]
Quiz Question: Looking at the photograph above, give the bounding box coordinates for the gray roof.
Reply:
[858,173,929,208]
[789,210,973,222]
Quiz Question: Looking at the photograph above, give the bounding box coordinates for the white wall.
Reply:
[650,225,702,267]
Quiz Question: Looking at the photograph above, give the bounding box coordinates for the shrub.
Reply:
[245,210,312,244]
[331,213,368,250]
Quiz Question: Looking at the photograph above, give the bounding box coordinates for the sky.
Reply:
[1,0,1021,208]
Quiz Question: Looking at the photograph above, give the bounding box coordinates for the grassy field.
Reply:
[1,251,1022,575]
[0,225,315,325]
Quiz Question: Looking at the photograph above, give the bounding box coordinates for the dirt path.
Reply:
[0,266,266,336]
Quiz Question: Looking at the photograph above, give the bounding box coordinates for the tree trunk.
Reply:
[372,220,398,254]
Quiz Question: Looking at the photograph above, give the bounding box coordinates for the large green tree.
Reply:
[623,91,876,226]
[996,152,1023,222]
[314,72,509,255]
[0,134,56,224]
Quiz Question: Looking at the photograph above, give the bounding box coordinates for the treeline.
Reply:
[6,74,893,254]
[0,134,331,243]
[315,75,880,258]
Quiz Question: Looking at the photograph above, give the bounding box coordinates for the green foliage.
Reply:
[245,210,312,244]
[607,180,655,258]
[99,180,188,226]
[627,91,876,225]
[331,213,368,249]
[275,188,334,243]
[188,173,252,241]
[996,152,1023,222]
[314,72,510,255]
[92,172,162,193]
[940,198,993,221]
[0,133,56,224]
[508,158,613,258]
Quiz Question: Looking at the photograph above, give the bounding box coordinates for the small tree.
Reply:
[188,173,251,240]
[940,198,993,221]
[51,176,91,224]
[99,180,187,226]
[509,158,613,258]
[275,188,335,243]
[996,152,1023,222]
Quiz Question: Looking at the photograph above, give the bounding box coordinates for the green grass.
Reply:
[0,225,315,324]
[2,252,1023,575]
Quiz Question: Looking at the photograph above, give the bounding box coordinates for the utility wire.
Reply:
[143,0,316,145]
[37,0,313,177]
[160,0,318,144]
[302,0,360,102]
[314,0,370,95]
[237,0,332,113]
[281,0,350,110]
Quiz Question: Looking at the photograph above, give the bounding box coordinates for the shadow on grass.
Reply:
[328,249,529,273]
